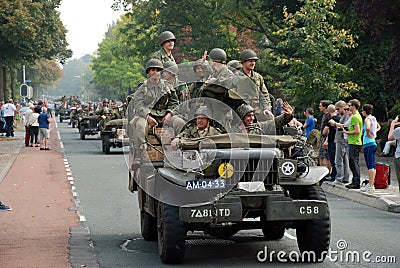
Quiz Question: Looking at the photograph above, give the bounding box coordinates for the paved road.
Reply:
[56,122,400,267]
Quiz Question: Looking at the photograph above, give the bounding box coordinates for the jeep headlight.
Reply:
[111,127,117,133]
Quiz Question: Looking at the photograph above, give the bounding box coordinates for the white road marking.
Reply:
[284,231,297,240]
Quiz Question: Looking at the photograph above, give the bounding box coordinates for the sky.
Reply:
[58,0,125,59]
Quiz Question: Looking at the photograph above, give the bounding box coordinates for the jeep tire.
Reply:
[157,202,186,264]
[295,185,330,262]
[140,210,157,241]
[80,126,86,140]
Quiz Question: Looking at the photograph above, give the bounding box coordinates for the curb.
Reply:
[322,182,400,213]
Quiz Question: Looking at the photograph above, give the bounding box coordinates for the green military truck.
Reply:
[128,127,330,264]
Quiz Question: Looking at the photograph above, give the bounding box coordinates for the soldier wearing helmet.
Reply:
[96,98,110,116]
[188,59,211,99]
[162,61,189,102]
[239,49,273,121]
[171,106,222,148]
[129,58,185,163]
[237,102,294,135]
[227,60,242,74]
[151,31,176,63]
[98,107,112,132]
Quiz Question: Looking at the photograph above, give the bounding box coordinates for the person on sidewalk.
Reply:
[329,101,350,184]
[2,99,17,138]
[318,100,332,180]
[379,140,396,157]
[303,107,315,138]
[38,107,51,150]
[0,200,12,211]
[24,104,34,147]
[344,99,363,189]
[388,116,400,191]
[27,106,41,147]
[360,104,381,192]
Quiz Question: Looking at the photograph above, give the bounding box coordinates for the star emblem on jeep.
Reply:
[281,161,295,176]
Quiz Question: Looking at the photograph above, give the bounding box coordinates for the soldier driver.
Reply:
[237,102,294,135]
[171,106,223,148]
[130,58,185,163]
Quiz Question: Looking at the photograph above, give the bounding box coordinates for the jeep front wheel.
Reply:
[295,185,331,262]
[141,210,157,241]
[157,202,186,264]
[80,126,86,140]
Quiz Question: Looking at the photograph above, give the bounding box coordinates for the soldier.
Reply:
[130,58,185,163]
[236,102,293,135]
[239,49,273,121]
[162,61,189,103]
[96,98,110,116]
[171,106,222,148]
[151,31,176,63]
[189,59,211,99]
[227,60,242,74]
[98,108,111,132]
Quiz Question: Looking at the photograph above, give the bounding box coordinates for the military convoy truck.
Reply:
[128,124,330,264]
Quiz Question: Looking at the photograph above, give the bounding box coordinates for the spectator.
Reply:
[2,99,17,137]
[330,101,350,184]
[323,104,339,182]
[24,104,34,147]
[303,107,315,137]
[360,104,381,191]
[38,107,51,150]
[318,100,332,180]
[27,106,41,147]
[0,101,6,136]
[344,99,363,189]
[388,116,400,191]
[276,98,283,116]
[379,140,396,157]
[0,200,12,211]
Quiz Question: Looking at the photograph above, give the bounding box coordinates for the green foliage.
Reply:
[91,16,146,99]
[270,0,359,108]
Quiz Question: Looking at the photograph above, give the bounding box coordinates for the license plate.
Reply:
[185,179,225,190]
[180,202,242,222]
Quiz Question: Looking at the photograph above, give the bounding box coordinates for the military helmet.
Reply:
[194,106,212,119]
[163,61,178,75]
[239,49,259,62]
[159,31,176,46]
[146,59,164,74]
[193,59,209,72]
[227,60,242,70]
[236,104,254,119]
[209,48,227,63]
[102,98,109,103]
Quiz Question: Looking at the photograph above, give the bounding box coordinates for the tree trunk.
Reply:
[10,66,16,101]
[2,65,8,101]
[0,63,3,102]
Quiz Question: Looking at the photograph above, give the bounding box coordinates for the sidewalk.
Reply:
[322,153,400,213]
[0,121,80,267]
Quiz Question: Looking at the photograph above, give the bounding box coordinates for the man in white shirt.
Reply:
[2,99,17,137]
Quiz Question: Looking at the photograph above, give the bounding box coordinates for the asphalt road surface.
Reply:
[58,122,400,267]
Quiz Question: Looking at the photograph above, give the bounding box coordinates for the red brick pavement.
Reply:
[0,120,79,267]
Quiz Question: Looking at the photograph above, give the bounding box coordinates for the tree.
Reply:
[0,0,71,100]
[270,0,358,108]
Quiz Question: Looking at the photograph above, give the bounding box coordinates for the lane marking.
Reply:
[284,231,297,240]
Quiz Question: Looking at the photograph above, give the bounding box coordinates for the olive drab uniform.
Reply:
[241,70,272,121]
[130,79,185,152]
[151,49,175,64]
[178,124,222,139]
[239,113,292,135]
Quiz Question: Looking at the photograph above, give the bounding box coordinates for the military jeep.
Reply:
[100,118,128,154]
[58,108,70,123]
[78,115,99,140]
[129,129,330,264]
